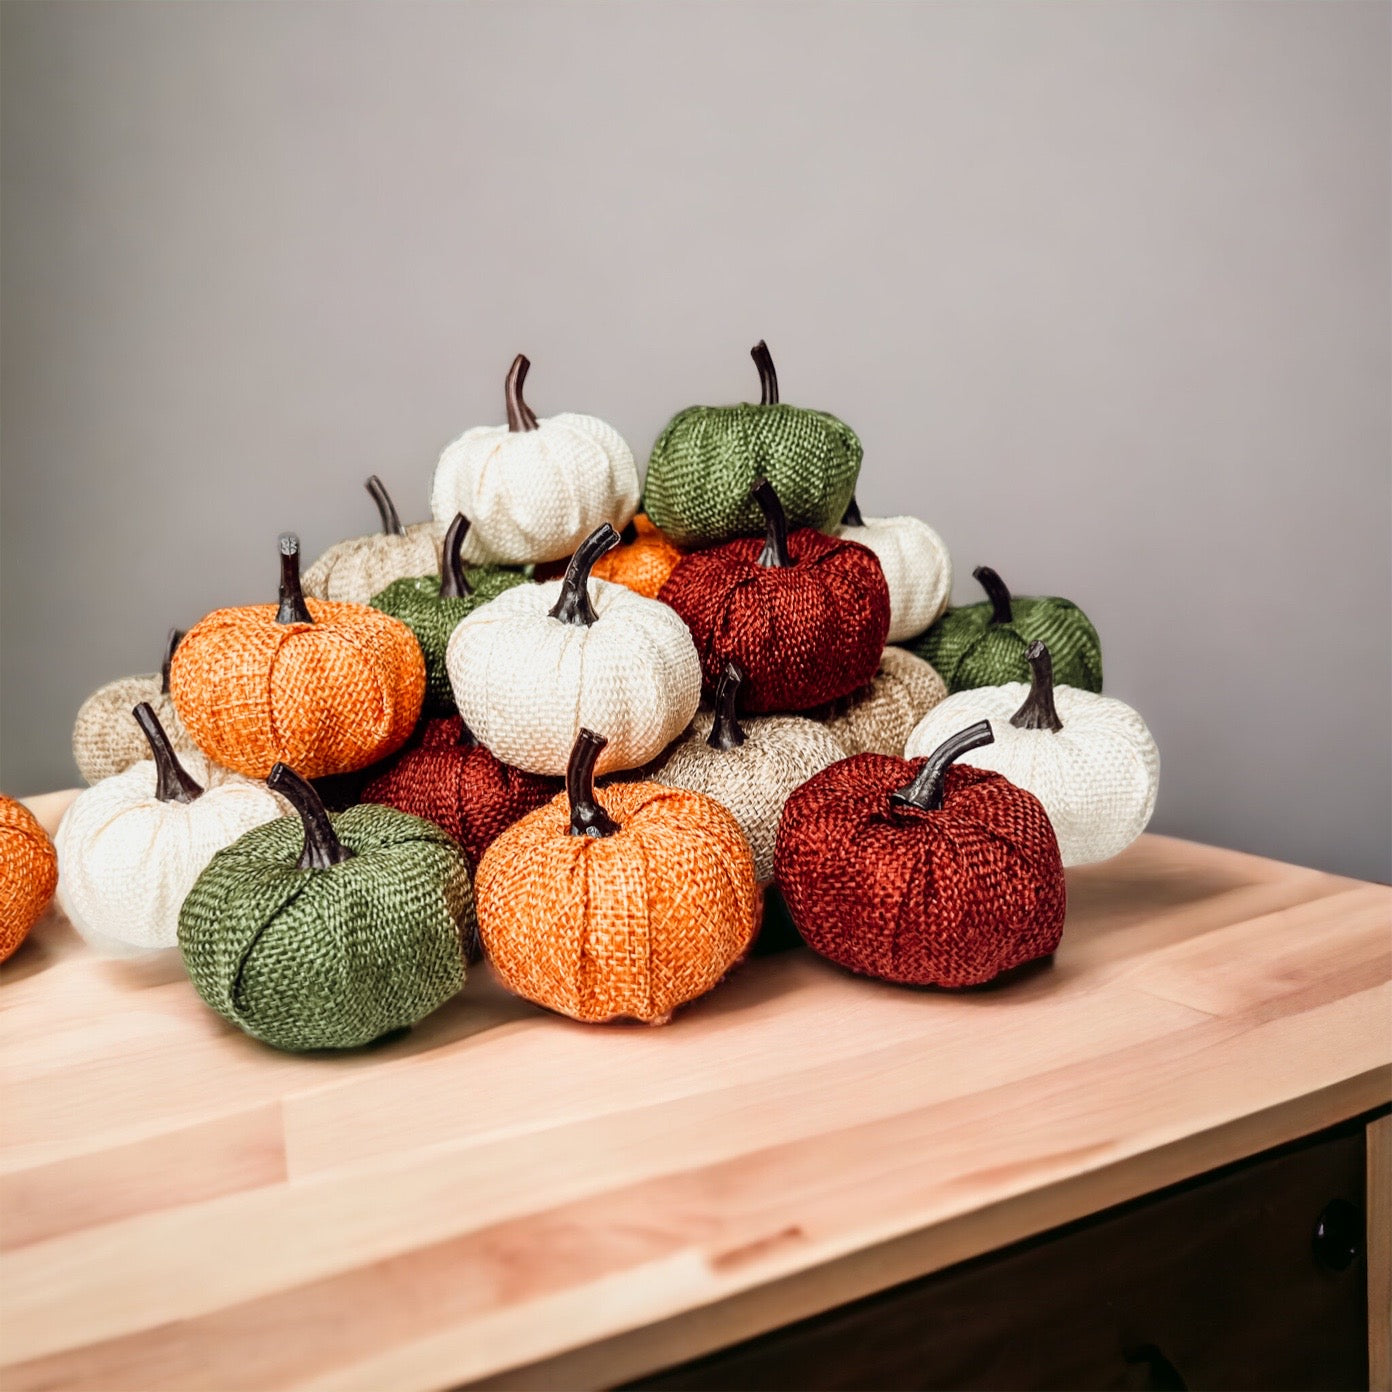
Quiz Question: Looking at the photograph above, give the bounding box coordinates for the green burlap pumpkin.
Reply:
[906,565,1103,694]
[370,513,528,713]
[642,341,861,549]
[179,765,473,1052]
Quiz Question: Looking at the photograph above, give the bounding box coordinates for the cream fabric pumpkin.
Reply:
[431,354,639,566]
[56,705,287,956]
[836,497,952,643]
[904,640,1159,867]
[446,524,701,777]
[815,646,948,758]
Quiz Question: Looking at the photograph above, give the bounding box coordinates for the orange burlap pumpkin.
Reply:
[590,515,683,599]
[0,795,58,960]
[476,730,759,1024]
[171,534,425,779]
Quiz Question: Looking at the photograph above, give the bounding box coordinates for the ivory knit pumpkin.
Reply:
[906,641,1159,867]
[446,524,701,777]
[644,341,862,549]
[303,476,447,605]
[812,646,948,758]
[590,514,684,599]
[0,795,58,961]
[907,565,1102,694]
[56,704,287,956]
[776,723,1066,987]
[171,533,425,779]
[657,480,890,714]
[431,354,639,566]
[179,764,473,1052]
[836,497,952,643]
[476,730,759,1025]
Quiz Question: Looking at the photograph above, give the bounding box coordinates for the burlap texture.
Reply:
[303,521,447,606]
[813,647,948,758]
[0,795,58,960]
[72,678,196,786]
[836,513,952,643]
[590,514,683,599]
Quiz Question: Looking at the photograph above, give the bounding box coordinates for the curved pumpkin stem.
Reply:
[160,627,184,695]
[365,476,405,536]
[549,524,620,627]
[750,340,779,406]
[1011,641,1064,732]
[840,495,865,528]
[566,729,619,838]
[439,514,473,599]
[268,763,354,869]
[276,534,313,625]
[752,479,792,569]
[973,566,1013,626]
[890,720,994,813]
[505,354,539,433]
[707,661,747,751]
[133,701,202,804]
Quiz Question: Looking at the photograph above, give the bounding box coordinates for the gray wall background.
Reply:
[3,1,1389,882]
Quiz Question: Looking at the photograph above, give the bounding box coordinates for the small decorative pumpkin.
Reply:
[476,730,759,1025]
[906,640,1159,867]
[643,661,843,885]
[657,479,890,713]
[643,340,862,549]
[906,565,1102,694]
[431,354,639,566]
[180,763,473,1051]
[811,646,948,758]
[55,704,287,956]
[0,795,58,961]
[361,715,561,868]
[836,495,952,643]
[303,475,446,605]
[447,524,701,777]
[171,533,425,779]
[370,513,529,714]
[590,514,684,598]
[72,628,197,785]
[776,721,1066,987]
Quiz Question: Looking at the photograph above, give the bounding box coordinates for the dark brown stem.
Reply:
[750,340,779,405]
[1011,641,1064,732]
[267,762,354,869]
[549,524,620,626]
[566,729,620,838]
[505,354,539,432]
[365,476,404,536]
[276,533,313,624]
[973,566,1013,626]
[439,514,472,599]
[752,479,792,568]
[840,495,865,527]
[159,627,184,694]
[707,661,747,750]
[133,701,202,804]
[890,720,995,813]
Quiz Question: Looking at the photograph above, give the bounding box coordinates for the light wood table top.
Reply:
[2,801,1389,1391]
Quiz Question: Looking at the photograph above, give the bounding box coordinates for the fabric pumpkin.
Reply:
[303,475,447,605]
[431,353,639,566]
[476,729,759,1025]
[836,496,952,643]
[0,795,58,961]
[641,661,843,885]
[657,479,890,714]
[370,513,529,715]
[180,763,473,1052]
[811,646,948,758]
[905,640,1159,867]
[776,721,1066,987]
[72,629,198,785]
[590,514,684,598]
[446,523,701,777]
[56,704,287,956]
[907,565,1102,694]
[361,715,561,868]
[171,533,425,779]
[644,340,862,550]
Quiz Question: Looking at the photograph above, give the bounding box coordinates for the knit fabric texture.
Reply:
[0,795,58,960]
[446,577,702,777]
[836,514,952,644]
[432,414,639,566]
[56,751,288,957]
[72,678,196,786]
[590,514,684,599]
[776,756,1065,988]
[906,685,1159,867]
[361,715,561,868]
[476,781,759,1024]
[180,804,472,1052]
[644,404,862,550]
[303,521,447,606]
[657,530,890,714]
[370,567,528,714]
[812,647,948,758]
[171,599,425,779]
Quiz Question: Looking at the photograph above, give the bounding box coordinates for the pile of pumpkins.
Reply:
[1,344,1159,1049]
